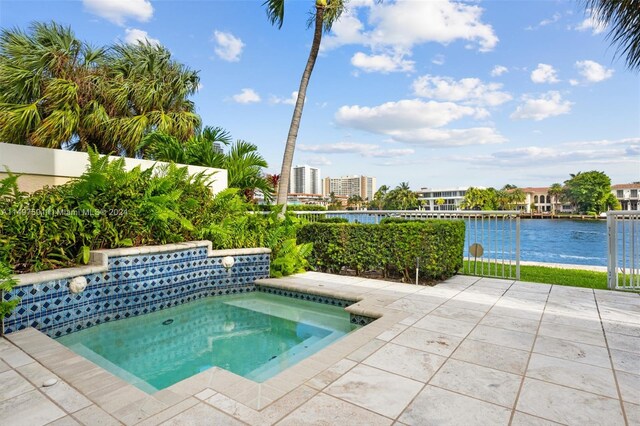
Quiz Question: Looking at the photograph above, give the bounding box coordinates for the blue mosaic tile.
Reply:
[3,248,270,337]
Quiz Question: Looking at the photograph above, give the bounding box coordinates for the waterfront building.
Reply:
[417,187,480,211]
[323,175,376,201]
[518,187,571,213]
[612,183,640,210]
[287,193,327,206]
[289,165,321,196]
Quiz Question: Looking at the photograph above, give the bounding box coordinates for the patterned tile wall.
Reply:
[3,247,270,337]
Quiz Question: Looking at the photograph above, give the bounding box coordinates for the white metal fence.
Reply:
[607,211,640,290]
[292,210,521,280]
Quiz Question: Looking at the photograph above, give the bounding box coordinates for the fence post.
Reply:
[607,213,618,289]
[515,215,520,281]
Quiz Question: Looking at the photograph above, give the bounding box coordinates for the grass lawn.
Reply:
[461,260,609,290]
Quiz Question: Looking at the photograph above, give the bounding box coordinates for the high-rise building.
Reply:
[288,165,321,195]
[322,175,377,200]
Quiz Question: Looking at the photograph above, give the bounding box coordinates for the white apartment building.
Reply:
[288,165,321,196]
[417,187,478,211]
[323,175,376,200]
[612,183,640,210]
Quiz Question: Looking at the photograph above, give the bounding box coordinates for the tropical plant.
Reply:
[264,0,348,210]
[270,238,313,278]
[368,185,389,210]
[0,22,200,154]
[384,182,419,210]
[0,244,19,335]
[347,194,363,210]
[141,128,273,202]
[562,171,620,214]
[548,183,564,213]
[584,0,640,71]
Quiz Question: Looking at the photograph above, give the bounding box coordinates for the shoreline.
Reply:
[519,260,607,272]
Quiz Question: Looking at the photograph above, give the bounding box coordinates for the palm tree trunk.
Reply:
[276,6,325,212]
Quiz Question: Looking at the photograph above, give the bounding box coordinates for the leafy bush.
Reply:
[0,150,298,274]
[297,221,465,282]
[316,217,349,223]
[379,217,408,224]
[270,239,313,278]
[0,247,19,334]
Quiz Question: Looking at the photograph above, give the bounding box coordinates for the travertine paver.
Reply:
[1,273,638,425]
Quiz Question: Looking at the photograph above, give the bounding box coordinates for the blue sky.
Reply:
[2,0,638,190]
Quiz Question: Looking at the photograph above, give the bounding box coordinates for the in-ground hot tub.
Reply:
[57,291,359,392]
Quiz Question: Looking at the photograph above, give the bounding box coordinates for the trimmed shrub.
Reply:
[316,217,349,223]
[297,221,465,281]
[379,217,408,224]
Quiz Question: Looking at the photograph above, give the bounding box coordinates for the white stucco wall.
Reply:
[0,144,227,193]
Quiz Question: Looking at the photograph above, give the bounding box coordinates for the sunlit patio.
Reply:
[1,272,638,425]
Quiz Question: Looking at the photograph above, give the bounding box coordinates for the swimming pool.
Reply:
[56,292,359,392]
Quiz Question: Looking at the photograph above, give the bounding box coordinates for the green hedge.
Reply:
[316,217,349,223]
[297,221,465,281]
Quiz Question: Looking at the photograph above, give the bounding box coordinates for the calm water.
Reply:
[57,292,358,391]
[327,214,611,266]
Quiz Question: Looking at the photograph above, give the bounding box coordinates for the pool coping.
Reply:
[4,274,413,423]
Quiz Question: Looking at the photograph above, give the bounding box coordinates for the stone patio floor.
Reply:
[1,272,639,425]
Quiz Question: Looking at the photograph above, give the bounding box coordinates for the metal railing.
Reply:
[292,210,521,280]
[607,211,640,290]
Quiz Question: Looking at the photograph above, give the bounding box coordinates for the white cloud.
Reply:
[213,31,244,62]
[306,156,333,166]
[510,91,573,121]
[271,91,299,105]
[530,63,560,84]
[526,12,562,30]
[569,79,579,86]
[336,99,484,132]
[457,137,640,167]
[574,10,606,35]
[490,65,508,77]
[351,52,415,73]
[575,60,614,83]
[299,142,414,158]
[123,28,160,46]
[83,0,153,26]
[232,88,261,104]
[432,54,445,66]
[323,0,497,57]
[335,99,504,146]
[412,75,512,106]
[385,127,506,146]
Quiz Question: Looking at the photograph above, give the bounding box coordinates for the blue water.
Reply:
[57,292,358,392]
[326,214,615,266]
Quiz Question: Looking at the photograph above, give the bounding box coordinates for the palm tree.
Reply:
[584,0,640,71]
[140,128,273,202]
[264,0,347,211]
[0,22,200,154]
[548,183,564,213]
[347,194,363,210]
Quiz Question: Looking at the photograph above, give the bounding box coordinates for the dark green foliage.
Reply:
[316,217,348,223]
[0,150,298,274]
[297,221,465,282]
[379,217,408,224]
[0,250,19,333]
[270,239,313,278]
[562,171,620,214]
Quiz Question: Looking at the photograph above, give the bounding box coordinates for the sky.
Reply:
[1,0,639,190]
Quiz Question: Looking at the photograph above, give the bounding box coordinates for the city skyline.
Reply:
[1,0,638,190]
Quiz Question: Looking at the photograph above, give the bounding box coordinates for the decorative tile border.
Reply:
[256,285,376,325]
[3,243,270,337]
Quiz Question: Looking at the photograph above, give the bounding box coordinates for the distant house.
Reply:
[612,183,640,210]
[417,187,479,211]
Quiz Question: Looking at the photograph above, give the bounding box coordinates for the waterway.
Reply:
[325,214,615,267]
